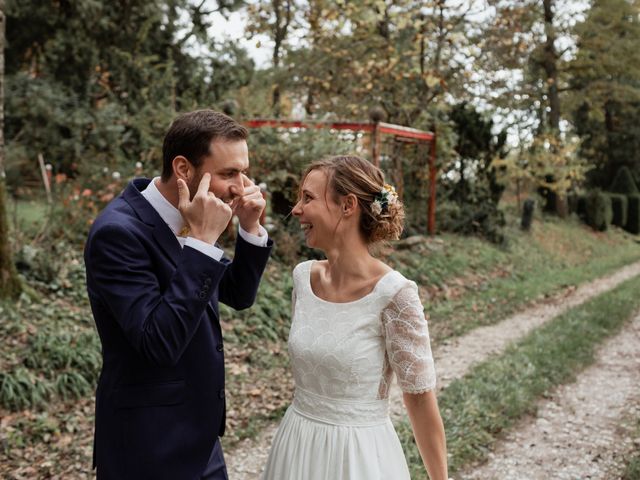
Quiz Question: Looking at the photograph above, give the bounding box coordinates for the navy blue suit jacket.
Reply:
[84,178,272,479]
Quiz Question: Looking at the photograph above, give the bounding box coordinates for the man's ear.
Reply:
[342,194,359,216]
[172,156,192,183]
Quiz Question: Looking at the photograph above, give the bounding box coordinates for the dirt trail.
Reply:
[460,312,640,480]
[225,260,640,479]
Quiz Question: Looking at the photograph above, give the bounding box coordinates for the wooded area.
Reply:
[1,0,640,296]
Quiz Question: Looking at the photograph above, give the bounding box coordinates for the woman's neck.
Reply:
[322,241,383,286]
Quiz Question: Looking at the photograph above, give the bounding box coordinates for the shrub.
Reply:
[609,166,639,195]
[626,194,640,234]
[576,195,587,220]
[521,199,535,231]
[437,201,506,245]
[609,193,628,228]
[585,191,612,231]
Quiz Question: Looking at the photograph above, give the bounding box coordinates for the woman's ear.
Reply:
[172,156,192,183]
[342,194,359,216]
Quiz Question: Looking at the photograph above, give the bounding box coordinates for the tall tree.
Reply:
[568,0,640,188]
[0,0,22,299]
[246,0,296,116]
[248,0,481,128]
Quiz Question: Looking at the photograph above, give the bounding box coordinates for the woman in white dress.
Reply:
[262,155,448,480]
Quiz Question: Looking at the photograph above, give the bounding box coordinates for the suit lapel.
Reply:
[123,179,181,267]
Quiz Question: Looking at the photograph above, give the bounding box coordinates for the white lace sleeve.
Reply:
[381,283,436,394]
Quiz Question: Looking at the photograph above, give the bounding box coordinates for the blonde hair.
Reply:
[300,155,404,244]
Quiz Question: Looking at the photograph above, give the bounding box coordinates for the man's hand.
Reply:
[231,175,266,236]
[177,173,232,244]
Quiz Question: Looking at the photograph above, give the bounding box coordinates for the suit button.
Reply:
[216,344,223,352]
[204,277,212,286]
[198,291,207,300]
[218,389,225,399]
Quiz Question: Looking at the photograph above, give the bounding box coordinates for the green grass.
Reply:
[397,273,640,477]
[6,197,49,236]
[391,215,640,342]
[623,418,640,480]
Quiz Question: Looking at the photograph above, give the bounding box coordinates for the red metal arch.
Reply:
[245,118,437,235]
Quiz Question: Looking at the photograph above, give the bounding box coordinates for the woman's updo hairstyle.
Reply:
[301,155,405,244]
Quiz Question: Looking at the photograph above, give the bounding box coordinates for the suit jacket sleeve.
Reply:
[86,223,232,367]
[217,233,273,310]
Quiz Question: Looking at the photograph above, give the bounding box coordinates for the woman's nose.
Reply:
[292,201,302,216]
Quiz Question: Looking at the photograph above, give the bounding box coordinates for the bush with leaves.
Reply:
[609,194,628,228]
[626,195,640,235]
[585,190,613,231]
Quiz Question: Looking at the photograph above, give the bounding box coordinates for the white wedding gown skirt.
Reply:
[261,388,411,480]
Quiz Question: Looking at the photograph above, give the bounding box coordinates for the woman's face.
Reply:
[292,169,343,250]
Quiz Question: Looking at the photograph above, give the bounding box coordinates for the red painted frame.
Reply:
[245,119,437,235]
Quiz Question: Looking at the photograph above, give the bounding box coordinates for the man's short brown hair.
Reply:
[161,110,248,181]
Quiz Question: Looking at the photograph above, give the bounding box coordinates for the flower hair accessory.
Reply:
[371,183,398,216]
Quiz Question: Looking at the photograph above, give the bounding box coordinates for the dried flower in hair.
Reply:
[372,183,398,215]
[371,200,383,216]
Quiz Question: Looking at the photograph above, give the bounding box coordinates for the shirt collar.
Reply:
[141,177,184,236]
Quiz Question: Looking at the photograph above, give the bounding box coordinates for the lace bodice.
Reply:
[287,261,436,423]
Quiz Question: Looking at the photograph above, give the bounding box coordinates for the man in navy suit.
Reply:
[84,110,272,479]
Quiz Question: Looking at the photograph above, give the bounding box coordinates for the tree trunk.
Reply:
[271,0,292,117]
[0,0,22,299]
[543,0,560,132]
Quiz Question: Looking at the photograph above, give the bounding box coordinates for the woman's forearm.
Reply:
[404,391,448,480]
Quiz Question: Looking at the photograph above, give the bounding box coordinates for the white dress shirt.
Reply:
[141,177,268,261]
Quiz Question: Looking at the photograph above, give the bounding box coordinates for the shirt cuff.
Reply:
[184,237,224,261]
[238,224,269,247]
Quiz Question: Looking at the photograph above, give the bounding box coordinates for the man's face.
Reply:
[189,139,249,204]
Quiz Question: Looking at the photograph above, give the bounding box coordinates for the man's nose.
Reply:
[230,177,244,197]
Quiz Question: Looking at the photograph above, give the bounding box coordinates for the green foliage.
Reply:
[609,193,628,228]
[4,0,253,188]
[585,190,613,231]
[401,273,640,476]
[0,324,100,411]
[569,0,640,189]
[0,368,53,411]
[624,456,640,480]
[610,166,639,195]
[625,195,640,235]
[413,215,640,342]
[436,201,506,245]
[447,102,507,205]
[435,103,508,243]
[221,266,294,344]
[622,419,640,480]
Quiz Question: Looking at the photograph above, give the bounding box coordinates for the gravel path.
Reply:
[225,260,640,479]
[460,312,640,480]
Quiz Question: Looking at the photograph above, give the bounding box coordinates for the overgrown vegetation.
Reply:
[398,274,640,477]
